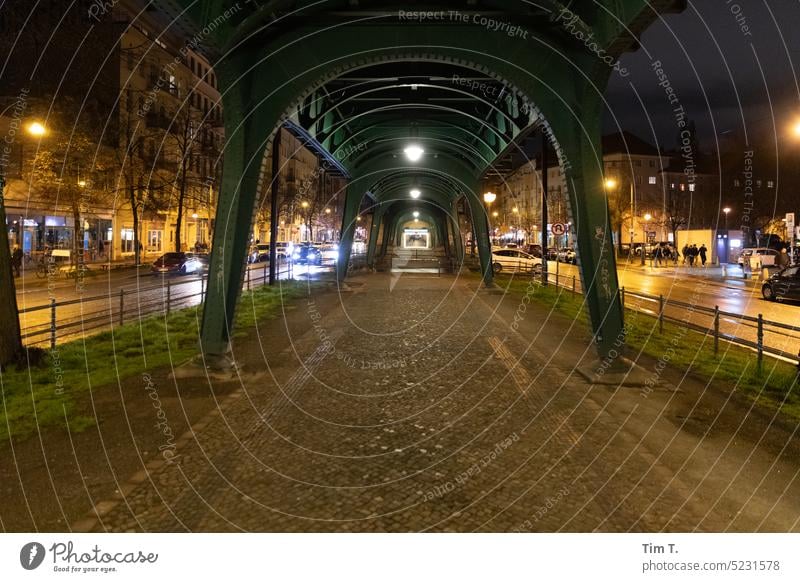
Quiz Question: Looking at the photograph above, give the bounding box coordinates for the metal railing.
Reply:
[539,270,800,369]
[18,256,349,348]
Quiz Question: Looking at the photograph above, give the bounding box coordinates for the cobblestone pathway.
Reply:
[89,273,800,532]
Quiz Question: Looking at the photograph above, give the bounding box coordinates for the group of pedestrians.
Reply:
[681,243,708,267]
[651,243,678,267]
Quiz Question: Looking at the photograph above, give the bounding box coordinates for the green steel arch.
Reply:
[155,1,687,363]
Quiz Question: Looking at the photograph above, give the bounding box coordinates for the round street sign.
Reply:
[551,223,566,236]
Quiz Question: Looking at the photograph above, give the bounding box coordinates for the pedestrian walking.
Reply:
[699,244,708,267]
[11,245,23,277]
[778,247,790,268]
[687,244,697,267]
[682,244,689,265]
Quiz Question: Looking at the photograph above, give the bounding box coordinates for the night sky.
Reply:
[606,1,800,153]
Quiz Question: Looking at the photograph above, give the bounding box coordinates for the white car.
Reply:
[738,247,779,268]
[316,243,339,262]
[492,249,542,274]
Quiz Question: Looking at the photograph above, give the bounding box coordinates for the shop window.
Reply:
[648,176,657,185]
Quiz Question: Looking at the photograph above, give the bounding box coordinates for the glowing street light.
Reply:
[404,145,424,162]
[301,201,309,209]
[492,211,499,218]
[483,192,496,204]
[410,188,421,199]
[412,211,420,218]
[793,121,800,137]
[325,208,331,214]
[642,212,652,266]
[27,121,47,137]
[77,180,87,188]
[604,178,617,190]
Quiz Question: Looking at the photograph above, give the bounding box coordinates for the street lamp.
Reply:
[26,121,47,137]
[409,188,421,199]
[642,212,652,265]
[723,206,731,231]
[483,192,496,245]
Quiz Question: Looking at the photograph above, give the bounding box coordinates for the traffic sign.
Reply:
[551,223,566,236]
[786,212,795,232]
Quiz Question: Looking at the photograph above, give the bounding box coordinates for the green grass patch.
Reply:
[499,274,800,419]
[0,282,308,441]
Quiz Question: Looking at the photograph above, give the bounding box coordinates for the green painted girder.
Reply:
[330,124,501,174]
[289,77,537,157]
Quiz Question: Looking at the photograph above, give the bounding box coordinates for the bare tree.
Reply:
[163,105,219,252]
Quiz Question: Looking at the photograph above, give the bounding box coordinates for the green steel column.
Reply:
[336,185,364,281]
[200,113,266,355]
[449,203,464,263]
[466,192,493,286]
[379,208,394,259]
[551,103,624,361]
[366,206,386,267]
[436,212,449,256]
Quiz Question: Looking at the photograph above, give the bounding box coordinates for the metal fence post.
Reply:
[50,299,56,349]
[757,313,764,371]
[119,289,124,326]
[247,267,251,290]
[166,280,171,315]
[714,306,719,354]
[263,263,267,284]
[621,287,625,307]
[659,294,664,334]
[200,274,205,302]
[572,275,576,295]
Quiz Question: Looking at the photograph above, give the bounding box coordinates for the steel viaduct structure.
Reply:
[154,0,686,362]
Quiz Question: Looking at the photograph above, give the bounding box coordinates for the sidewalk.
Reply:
[67,271,800,532]
[12,257,144,287]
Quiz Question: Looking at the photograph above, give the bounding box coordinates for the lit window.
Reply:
[680,184,685,191]
[767,180,774,188]
[121,228,135,253]
[689,184,696,192]
[648,176,657,185]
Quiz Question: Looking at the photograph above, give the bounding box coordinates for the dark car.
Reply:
[761,265,800,301]
[151,252,203,275]
[292,244,322,264]
[525,244,543,258]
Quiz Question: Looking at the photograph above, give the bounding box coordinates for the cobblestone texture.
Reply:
[92,273,800,532]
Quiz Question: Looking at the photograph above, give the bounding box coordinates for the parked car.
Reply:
[556,247,576,263]
[525,244,543,258]
[738,247,779,268]
[761,265,800,301]
[492,249,542,274]
[248,242,294,263]
[151,252,203,275]
[186,252,210,271]
[293,243,322,264]
[545,247,558,261]
[317,243,339,262]
[248,243,271,263]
